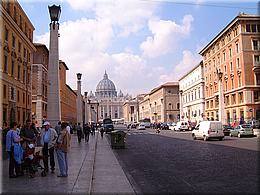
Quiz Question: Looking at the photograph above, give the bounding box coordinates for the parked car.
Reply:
[138,124,146,130]
[160,123,169,130]
[230,124,254,138]
[130,123,137,129]
[173,121,188,131]
[222,125,233,136]
[169,123,176,130]
[192,121,224,141]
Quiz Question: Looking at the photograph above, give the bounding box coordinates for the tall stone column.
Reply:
[76,73,83,126]
[47,5,61,126]
[84,92,88,124]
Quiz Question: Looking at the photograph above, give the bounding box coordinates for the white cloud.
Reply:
[66,0,158,37]
[159,50,202,83]
[140,15,194,58]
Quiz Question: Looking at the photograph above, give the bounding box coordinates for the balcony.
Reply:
[253,62,260,72]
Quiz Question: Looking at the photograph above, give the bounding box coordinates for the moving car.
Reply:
[138,123,146,130]
[173,121,188,131]
[160,123,169,130]
[222,125,233,136]
[192,121,224,141]
[230,124,254,138]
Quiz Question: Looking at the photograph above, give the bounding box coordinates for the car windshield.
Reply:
[242,124,251,128]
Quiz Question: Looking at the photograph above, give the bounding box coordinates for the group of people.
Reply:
[2,120,71,178]
[75,123,97,143]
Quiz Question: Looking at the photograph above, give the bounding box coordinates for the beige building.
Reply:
[139,82,180,123]
[1,1,36,126]
[31,43,48,126]
[179,61,205,122]
[123,94,145,123]
[199,13,260,123]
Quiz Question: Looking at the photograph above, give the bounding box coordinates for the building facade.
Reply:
[87,71,131,122]
[179,61,205,122]
[123,94,145,123]
[139,82,180,123]
[31,43,48,127]
[199,13,260,123]
[1,1,35,126]
[59,60,77,124]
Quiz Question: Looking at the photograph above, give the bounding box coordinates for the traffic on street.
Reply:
[113,125,259,194]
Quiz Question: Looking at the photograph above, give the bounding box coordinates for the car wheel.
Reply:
[192,134,196,140]
[203,135,207,141]
[238,133,241,138]
[219,137,223,141]
[230,133,232,137]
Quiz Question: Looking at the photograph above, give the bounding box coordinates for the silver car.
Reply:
[230,124,254,138]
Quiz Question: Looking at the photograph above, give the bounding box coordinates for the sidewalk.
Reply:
[1,131,135,194]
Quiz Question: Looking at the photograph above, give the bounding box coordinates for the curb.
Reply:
[89,133,98,195]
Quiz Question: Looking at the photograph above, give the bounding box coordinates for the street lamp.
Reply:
[48,5,61,22]
[77,73,82,81]
[216,68,224,123]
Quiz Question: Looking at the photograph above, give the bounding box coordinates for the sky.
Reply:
[19,0,258,96]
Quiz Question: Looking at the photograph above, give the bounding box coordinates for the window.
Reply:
[236,43,239,53]
[231,78,234,89]
[238,75,242,87]
[168,103,172,109]
[12,34,16,48]
[14,6,17,22]
[4,55,8,72]
[223,52,226,61]
[254,55,260,64]
[3,85,7,99]
[177,103,180,110]
[18,65,21,80]
[230,62,233,72]
[19,15,22,28]
[252,40,259,50]
[18,42,21,52]
[225,95,229,106]
[23,69,26,83]
[24,48,26,58]
[198,89,200,98]
[239,92,243,103]
[256,73,260,85]
[254,90,260,102]
[252,24,256,32]
[17,90,20,102]
[11,61,14,76]
[23,93,25,103]
[225,80,228,91]
[224,65,227,73]
[232,94,236,105]
[237,58,240,69]
[246,24,251,32]
[5,27,9,41]
[229,48,232,58]
[11,87,14,100]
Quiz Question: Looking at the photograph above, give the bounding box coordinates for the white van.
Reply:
[173,121,188,131]
[192,121,224,141]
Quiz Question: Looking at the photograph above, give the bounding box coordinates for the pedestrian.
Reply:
[6,122,23,178]
[20,119,38,149]
[41,121,58,174]
[55,122,70,177]
[91,123,95,136]
[55,121,62,135]
[83,124,91,142]
[100,128,104,139]
[76,123,83,143]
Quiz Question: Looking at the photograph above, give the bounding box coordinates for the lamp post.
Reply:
[216,68,224,123]
[76,73,83,127]
[47,4,61,126]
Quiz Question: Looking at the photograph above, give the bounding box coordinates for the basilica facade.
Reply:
[87,71,131,122]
